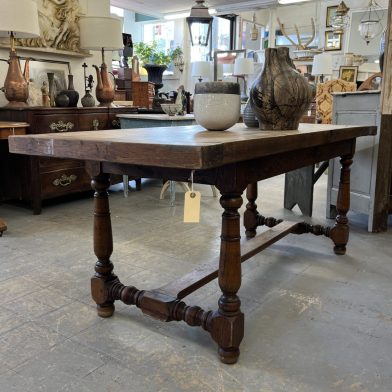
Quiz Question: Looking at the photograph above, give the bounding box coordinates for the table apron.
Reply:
[100,138,356,193]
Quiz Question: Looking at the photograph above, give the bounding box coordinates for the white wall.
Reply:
[0,0,389,105]
[0,0,111,106]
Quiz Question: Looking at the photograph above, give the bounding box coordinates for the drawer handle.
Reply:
[112,119,120,128]
[52,174,77,187]
[92,119,100,130]
[49,121,74,132]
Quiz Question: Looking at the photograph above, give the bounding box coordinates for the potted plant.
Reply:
[134,41,183,94]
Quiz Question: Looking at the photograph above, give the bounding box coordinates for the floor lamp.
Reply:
[0,0,40,107]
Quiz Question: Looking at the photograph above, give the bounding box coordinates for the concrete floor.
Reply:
[0,175,391,392]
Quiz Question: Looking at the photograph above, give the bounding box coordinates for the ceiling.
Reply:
[110,0,284,17]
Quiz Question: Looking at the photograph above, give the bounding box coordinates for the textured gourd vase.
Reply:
[250,47,314,130]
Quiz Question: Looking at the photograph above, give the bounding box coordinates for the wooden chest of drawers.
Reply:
[131,81,155,109]
[0,106,137,214]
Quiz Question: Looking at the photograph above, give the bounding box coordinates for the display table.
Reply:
[0,121,29,236]
[9,123,376,363]
[117,113,203,202]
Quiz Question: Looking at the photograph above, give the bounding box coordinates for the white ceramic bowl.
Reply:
[160,103,182,116]
[193,82,240,131]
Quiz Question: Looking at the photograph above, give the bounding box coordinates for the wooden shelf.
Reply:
[0,44,91,58]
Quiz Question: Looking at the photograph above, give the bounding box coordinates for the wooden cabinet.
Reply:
[131,81,155,109]
[327,91,392,232]
[0,106,137,214]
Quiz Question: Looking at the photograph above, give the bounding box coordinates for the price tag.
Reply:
[184,191,201,223]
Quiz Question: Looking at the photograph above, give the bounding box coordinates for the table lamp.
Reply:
[233,58,254,101]
[79,16,123,107]
[0,0,40,107]
[223,63,234,77]
[192,61,210,82]
[312,53,333,83]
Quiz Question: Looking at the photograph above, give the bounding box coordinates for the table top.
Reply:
[8,123,376,170]
[117,114,195,121]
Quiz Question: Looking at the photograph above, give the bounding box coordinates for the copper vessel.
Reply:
[93,63,115,107]
[4,49,30,107]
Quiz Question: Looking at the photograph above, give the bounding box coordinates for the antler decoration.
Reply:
[277,17,315,50]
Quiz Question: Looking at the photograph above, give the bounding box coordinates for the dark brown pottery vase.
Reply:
[59,74,79,107]
[249,47,314,130]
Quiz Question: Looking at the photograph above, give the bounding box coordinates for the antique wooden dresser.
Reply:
[0,106,137,214]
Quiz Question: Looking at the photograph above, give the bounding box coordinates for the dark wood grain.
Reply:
[9,123,375,170]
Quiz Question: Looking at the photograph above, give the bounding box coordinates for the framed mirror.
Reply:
[213,49,246,81]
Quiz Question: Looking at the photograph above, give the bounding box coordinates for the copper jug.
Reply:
[93,63,115,107]
[3,50,30,107]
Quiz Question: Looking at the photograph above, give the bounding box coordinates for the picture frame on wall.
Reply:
[339,66,359,83]
[326,5,338,28]
[325,31,342,51]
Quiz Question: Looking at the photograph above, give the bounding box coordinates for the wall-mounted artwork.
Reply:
[16,0,82,53]
[325,31,342,51]
[326,6,338,28]
[339,66,358,83]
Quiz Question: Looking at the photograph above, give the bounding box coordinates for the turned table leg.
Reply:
[330,155,353,255]
[90,173,117,318]
[244,182,258,239]
[210,193,244,364]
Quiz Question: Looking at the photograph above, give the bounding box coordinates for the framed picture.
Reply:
[326,5,338,28]
[325,31,342,51]
[339,66,359,83]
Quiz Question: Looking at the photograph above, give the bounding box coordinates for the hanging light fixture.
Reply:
[331,1,350,34]
[359,0,384,45]
[173,54,185,73]
[250,13,258,41]
[186,0,213,46]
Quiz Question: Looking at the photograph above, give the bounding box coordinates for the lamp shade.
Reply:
[223,63,234,75]
[311,53,333,76]
[0,0,40,38]
[233,58,254,76]
[79,16,123,51]
[192,61,210,77]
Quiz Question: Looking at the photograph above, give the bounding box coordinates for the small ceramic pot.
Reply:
[194,82,240,131]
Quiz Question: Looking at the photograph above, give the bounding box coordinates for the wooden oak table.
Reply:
[117,113,197,201]
[9,123,376,363]
[0,122,29,236]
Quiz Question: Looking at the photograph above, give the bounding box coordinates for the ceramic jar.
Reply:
[60,74,79,107]
[54,93,69,107]
[81,90,95,107]
[243,99,259,128]
[249,47,314,130]
[193,82,240,131]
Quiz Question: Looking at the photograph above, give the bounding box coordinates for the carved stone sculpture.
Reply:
[17,0,81,52]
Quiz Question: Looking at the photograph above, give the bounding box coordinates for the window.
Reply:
[191,15,235,63]
[143,21,175,74]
